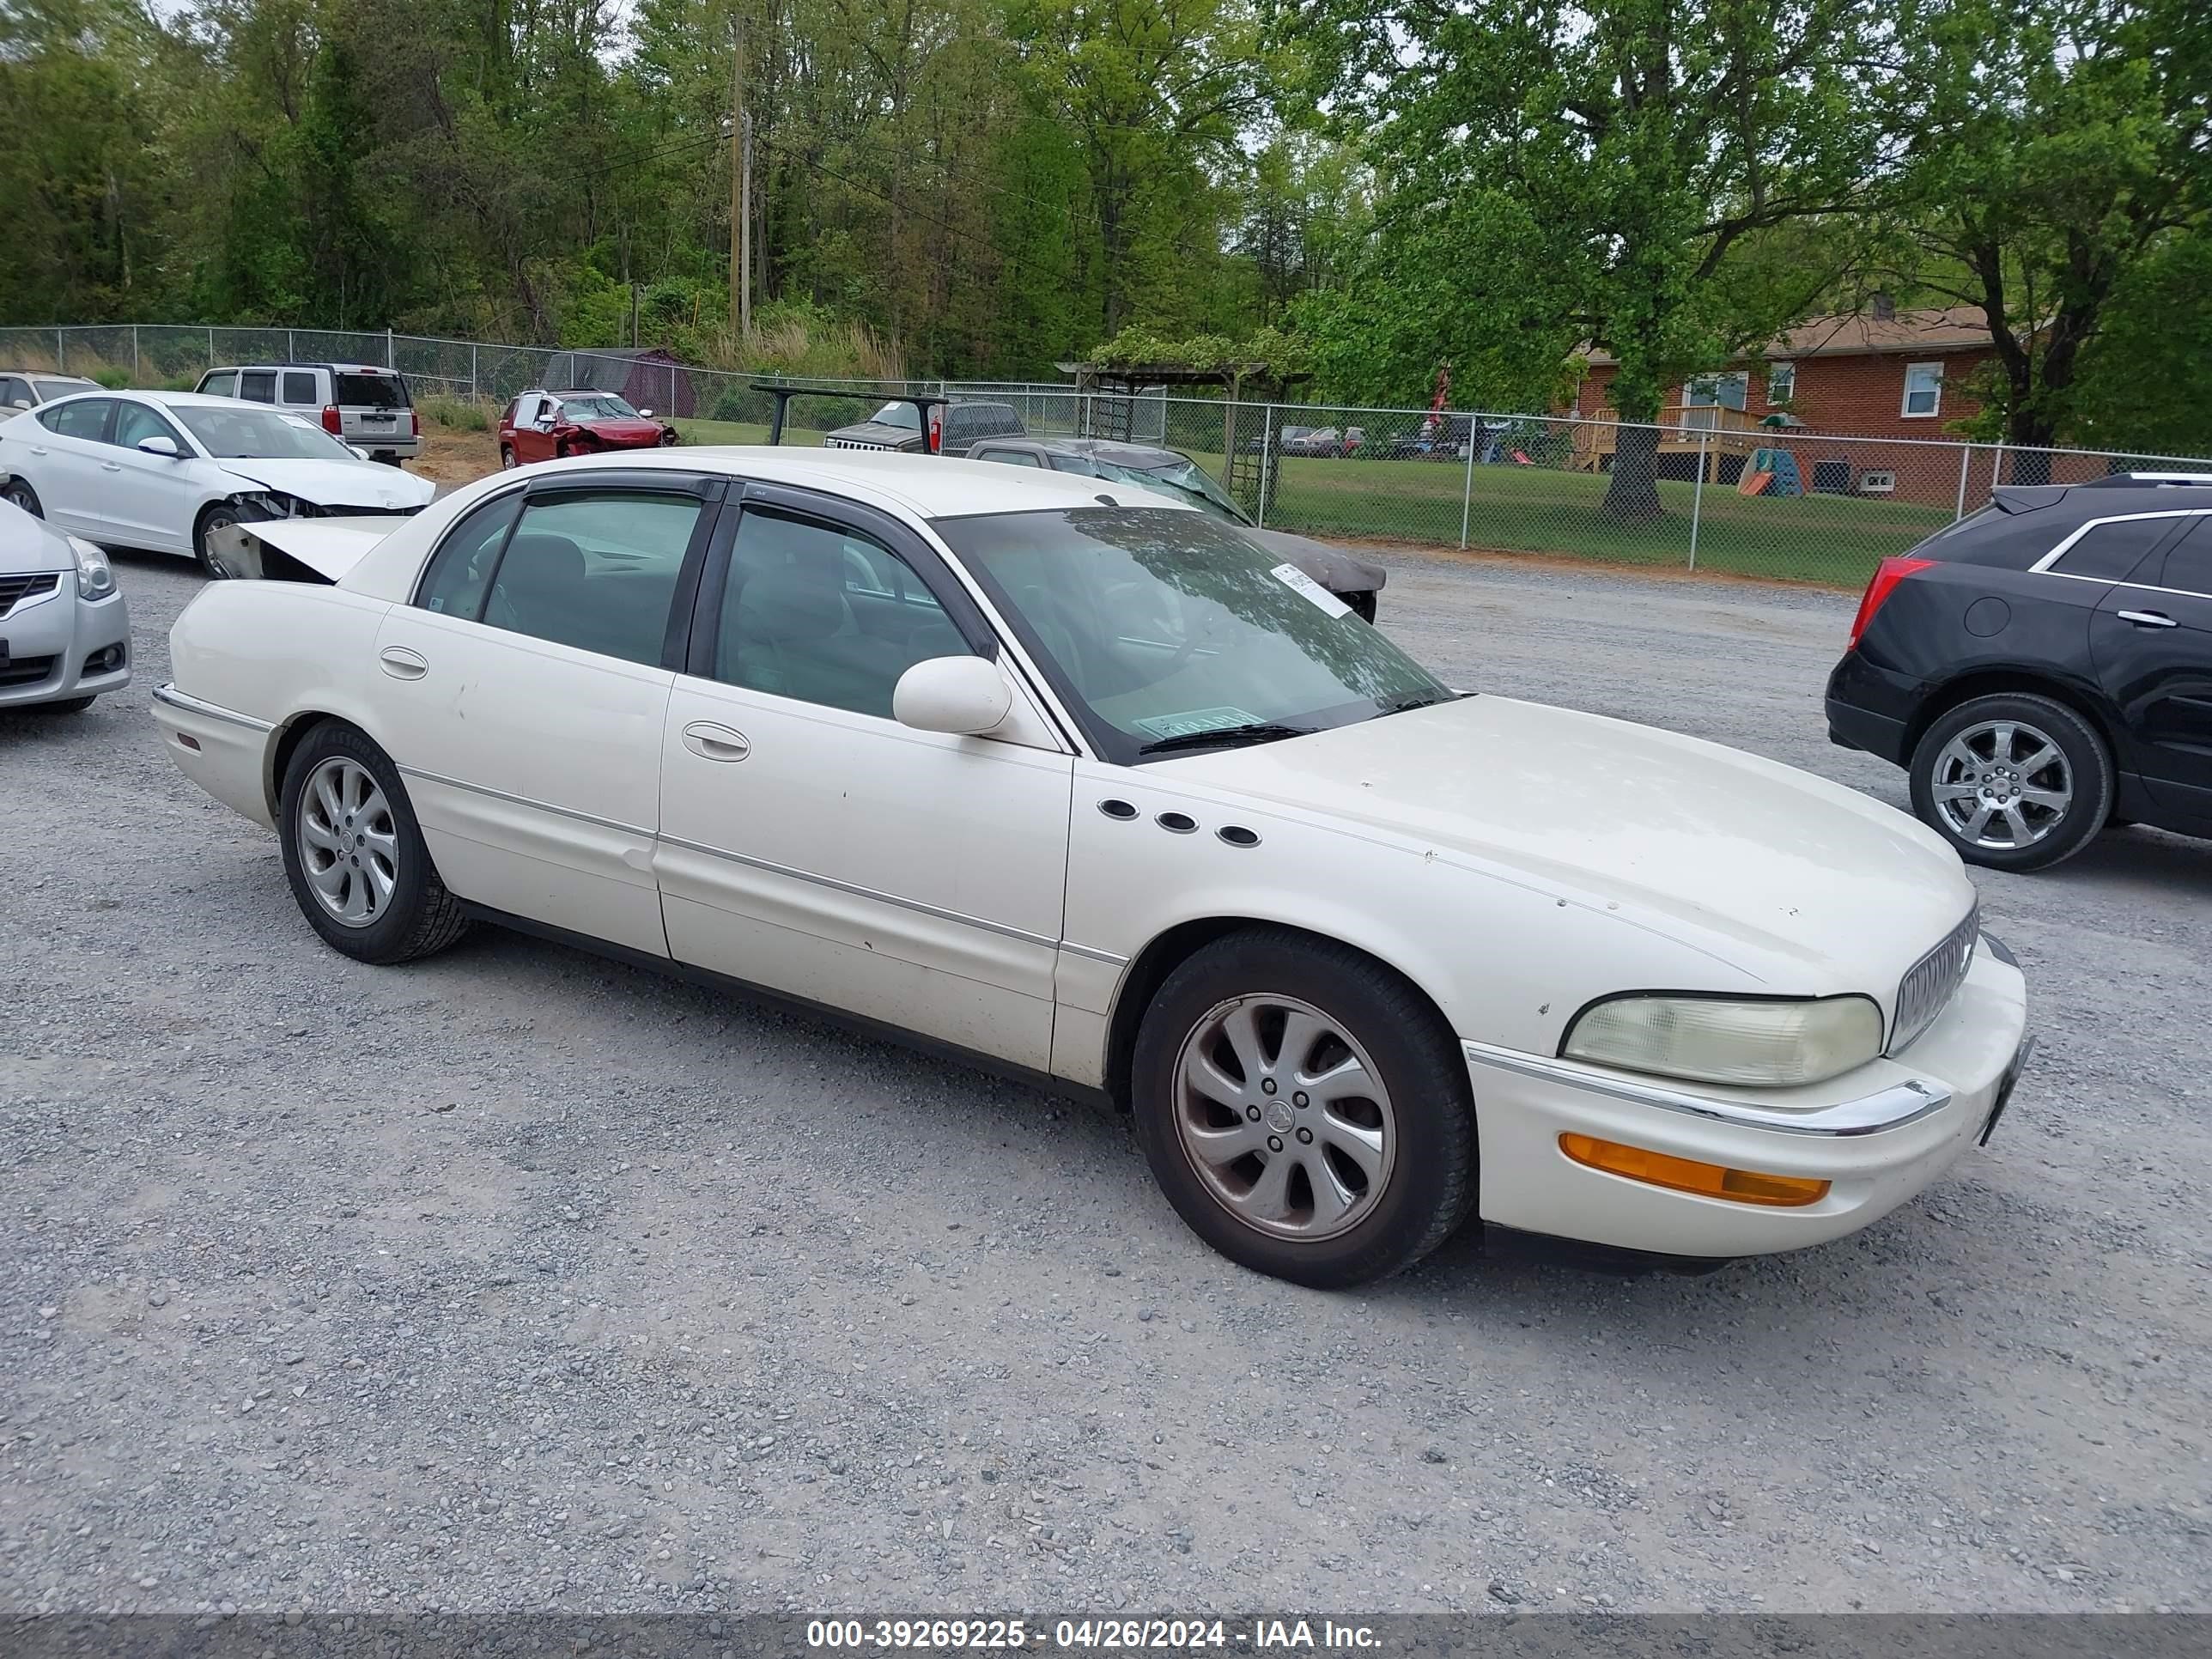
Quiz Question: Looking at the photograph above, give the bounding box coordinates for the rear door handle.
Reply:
[2117,610,2179,629]
[682,720,750,761]
[379,645,428,679]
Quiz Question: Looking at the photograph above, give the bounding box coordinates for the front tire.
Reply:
[1908,693,2112,872]
[194,504,240,580]
[1130,927,1477,1288]
[499,446,518,470]
[3,478,41,517]
[278,722,471,963]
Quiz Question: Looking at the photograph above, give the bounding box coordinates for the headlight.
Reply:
[66,536,115,600]
[1561,994,1884,1089]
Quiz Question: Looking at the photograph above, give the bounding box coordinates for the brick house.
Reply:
[1566,306,2034,506]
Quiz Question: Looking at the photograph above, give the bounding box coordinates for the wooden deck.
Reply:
[1571,404,1764,480]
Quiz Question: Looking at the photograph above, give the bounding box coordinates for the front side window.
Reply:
[710,509,972,718]
[483,490,702,666]
[2051,518,2178,582]
[1902,362,1943,417]
[200,371,238,398]
[417,492,525,617]
[111,402,185,452]
[173,406,357,460]
[37,398,112,441]
[240,370,276,404]
[281,370,319,404]
[935,507,1449,764]
[981,448,1042,468]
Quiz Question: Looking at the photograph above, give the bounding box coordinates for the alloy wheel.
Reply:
[1929,719,2073,849]
[1171,994,1397,1242]
[296,757,400,927]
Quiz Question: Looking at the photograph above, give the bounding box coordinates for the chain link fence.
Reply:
[7,324,2206,587]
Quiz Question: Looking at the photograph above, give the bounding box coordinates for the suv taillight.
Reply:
[1849,556,1936,648]
[410,409,420,437]
[927,406,943,454]
[320,404,342,434]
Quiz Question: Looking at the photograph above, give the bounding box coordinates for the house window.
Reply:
[1686,371,1749,411]
[1902,362,1943,418]
[1765,362,1796,404]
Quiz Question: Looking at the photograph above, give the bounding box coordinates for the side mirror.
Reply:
[892,654,1011,737]
[637,408,655,418]
[137,435,181,459]
[348,444,372,461]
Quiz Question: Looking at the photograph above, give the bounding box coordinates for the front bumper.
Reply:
[0,574,130,708]
[1463,940,2029,1259]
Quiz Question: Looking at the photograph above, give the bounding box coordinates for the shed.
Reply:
[538,347,697,419]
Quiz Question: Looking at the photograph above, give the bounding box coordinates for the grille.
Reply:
[0,653,58,687]
[0,572,60,618]
[1891,903,1979,1053]
[823,437,903,452]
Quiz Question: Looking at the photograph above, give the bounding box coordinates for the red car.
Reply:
[497,388,678,467]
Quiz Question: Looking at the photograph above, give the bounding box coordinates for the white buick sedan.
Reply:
[152,451,2030,1287]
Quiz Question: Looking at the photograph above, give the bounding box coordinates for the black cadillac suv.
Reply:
[1826,472,2212,871]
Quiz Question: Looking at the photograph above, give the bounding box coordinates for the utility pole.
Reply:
[729,12,749,344]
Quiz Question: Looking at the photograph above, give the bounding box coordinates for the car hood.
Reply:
[1159,694,1975,994]
[215,459,438,509]
[1243,526,1388,594]
[1,498,74,574]
[577,418,666,443]
[823,422,924,451]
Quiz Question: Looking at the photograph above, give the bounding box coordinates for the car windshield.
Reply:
[34,378,94,402]
[934,507,1451,764]
[174,405,361,461]
[869,401,923,430]
[1085,456,1251,526]
[559,394,641,421]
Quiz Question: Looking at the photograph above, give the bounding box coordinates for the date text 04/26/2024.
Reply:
[805,1621,1382,1650]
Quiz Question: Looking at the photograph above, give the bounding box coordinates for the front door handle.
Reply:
[100,461,123,473]
[379,645,429,679]
[682,720,750,762]
[2117,610,2179,629]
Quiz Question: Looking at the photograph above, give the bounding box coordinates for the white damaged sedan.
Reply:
[151,451,2030,1287]
[0,390,434,578]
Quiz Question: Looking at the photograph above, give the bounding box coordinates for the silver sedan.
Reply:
[0,500,130,712]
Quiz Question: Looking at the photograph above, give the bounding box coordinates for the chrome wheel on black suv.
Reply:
[1909,693,2112,872]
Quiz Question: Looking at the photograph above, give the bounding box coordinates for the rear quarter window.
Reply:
[336,373,410,409]
[2049,517,2183,581]
[281,370,319,404]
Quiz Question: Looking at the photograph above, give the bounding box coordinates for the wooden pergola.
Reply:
[1058,358,1313,512]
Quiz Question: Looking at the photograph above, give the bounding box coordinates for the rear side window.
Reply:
[240,370,276,403]
[337,373,410,409]
[281,370,319,404]
[2050,517,2178,580]
[37,398,112,440]
[2157,517,2212,598]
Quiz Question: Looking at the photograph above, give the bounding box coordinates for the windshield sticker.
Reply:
[1269,562,1353,619]
[278,414,319,430]
[1133,706,1265,741]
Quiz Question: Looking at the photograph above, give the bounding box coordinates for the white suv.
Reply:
[193,362,419,465]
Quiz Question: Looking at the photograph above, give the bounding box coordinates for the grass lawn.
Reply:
[672,416,828,447]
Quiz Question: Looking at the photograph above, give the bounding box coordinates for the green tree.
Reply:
[1281,0,1891,518]
[1890,0,2209,466]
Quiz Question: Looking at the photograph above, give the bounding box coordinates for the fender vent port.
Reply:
[1097,799,1138,820]
[1216,824,1260,848]
[1156,811,1198,834]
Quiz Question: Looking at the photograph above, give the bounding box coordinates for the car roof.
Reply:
[496,447,1199,519]
[5,370,96,384]
[206,362,394,373]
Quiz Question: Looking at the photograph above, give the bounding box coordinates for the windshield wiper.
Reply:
[1381,690,1462,715]
[1137,722,1315,755]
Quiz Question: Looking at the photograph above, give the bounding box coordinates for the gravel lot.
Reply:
[4,542,2209,1620]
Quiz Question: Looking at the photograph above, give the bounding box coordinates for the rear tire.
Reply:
[3,478,41,517]
[499,446,518,470]
[278,722,472,964]
[1908,692,2112,872]
[1130,927,1476,1288]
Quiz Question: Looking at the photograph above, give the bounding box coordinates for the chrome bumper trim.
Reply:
[152,683,275,733]
[1460,1038,1953,1137]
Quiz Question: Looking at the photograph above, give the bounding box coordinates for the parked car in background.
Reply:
[155,449,2027,1289]
[1827,472,2212,870]
[192,362,419,465]
[0,392,436,578]
[498,389,678,468]
[0,499,129,712]
[1386,414,1475,461]
[1279,426,1364,459]
[823,398,1027,457]
[0,371,99,414]
[968,435,1388,621]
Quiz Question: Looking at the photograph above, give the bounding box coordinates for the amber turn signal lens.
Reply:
[1559,1133,1831,1207]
